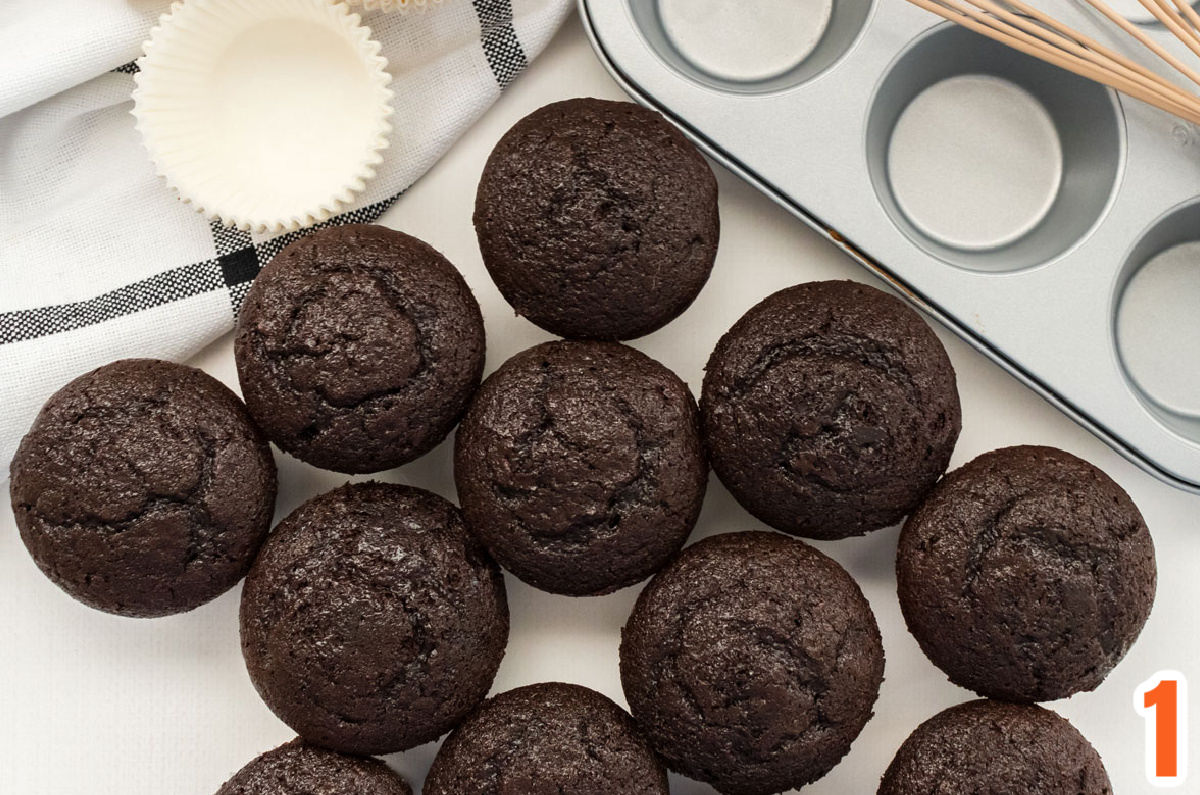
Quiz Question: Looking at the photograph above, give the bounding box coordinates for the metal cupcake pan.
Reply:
[580,0,1200,494]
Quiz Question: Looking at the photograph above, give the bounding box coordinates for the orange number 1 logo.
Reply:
[1135,671,1189,787]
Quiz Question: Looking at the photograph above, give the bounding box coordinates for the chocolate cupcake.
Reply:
[620,531,884,795]
[216,739,411,795]
[239,482,508,755]
[9,359,276,617]
[424,682,669,794]
[701,280,961,539]
[454,340,707,596]
[235,224,485,474]
[878,700,1113,794]
[474,98,720,340]
[897,445,1156,703]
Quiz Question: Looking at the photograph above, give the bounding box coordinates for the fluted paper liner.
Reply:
[132,0,394,234]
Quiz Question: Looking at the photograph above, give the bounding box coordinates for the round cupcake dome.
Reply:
[239,482,508,756]
[424,682,668,794]
[700,279,961,539]
[474,97,720,341]
[620,531,885,795]
[216,739,411,795]
[234,224,486,474]
[878,700,1113,794]
[454,340,707,596]
[9,359,277,618]
[897,444,1156,702]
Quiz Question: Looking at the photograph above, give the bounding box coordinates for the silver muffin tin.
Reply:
[580,0,1200,494]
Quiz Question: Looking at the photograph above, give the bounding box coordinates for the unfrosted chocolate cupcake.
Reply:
[897,445,1156,702]
[620,531,884,795]
[240,482,508,755]
[878,700,1112,794]
[216,739,411,795]
[701,280,960,539]
[424,682,669,794]
[9,359,276,617]
[475,98,720,340]
[235,224,485,474]
[454,340,707,596]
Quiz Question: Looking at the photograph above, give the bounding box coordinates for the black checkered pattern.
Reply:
[473,0,528,89]
[0,192,403,345]
[0,261,222,345]
[211,221,256,312]
[4,8,529,346]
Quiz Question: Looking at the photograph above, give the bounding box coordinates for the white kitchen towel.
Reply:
[0,0,573,477]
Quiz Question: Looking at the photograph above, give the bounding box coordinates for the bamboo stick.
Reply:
[903,0,1200,126]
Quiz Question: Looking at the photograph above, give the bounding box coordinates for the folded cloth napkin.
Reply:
[0,0,572,478]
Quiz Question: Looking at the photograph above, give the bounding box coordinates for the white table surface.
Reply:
[3,11,1198,794]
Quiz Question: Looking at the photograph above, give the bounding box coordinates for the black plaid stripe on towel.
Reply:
[0,0,572,477]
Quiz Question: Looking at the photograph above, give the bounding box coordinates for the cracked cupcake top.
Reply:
[424,682,668,795]
[234,224,485,474]
[878,700,1112,794]
[9,358,277,617]
[619,531,885,795]
[474,98,720,341]
[239,482,508,756]
[897,444,1156,702]
[701,279,961,539]
[454,340,707,596]
[216,738,411,795]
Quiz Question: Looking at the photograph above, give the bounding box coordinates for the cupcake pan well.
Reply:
[582,0,1200,493]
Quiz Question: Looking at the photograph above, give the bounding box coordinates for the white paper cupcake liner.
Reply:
[132,0,394,234]
[345,0,444,11]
